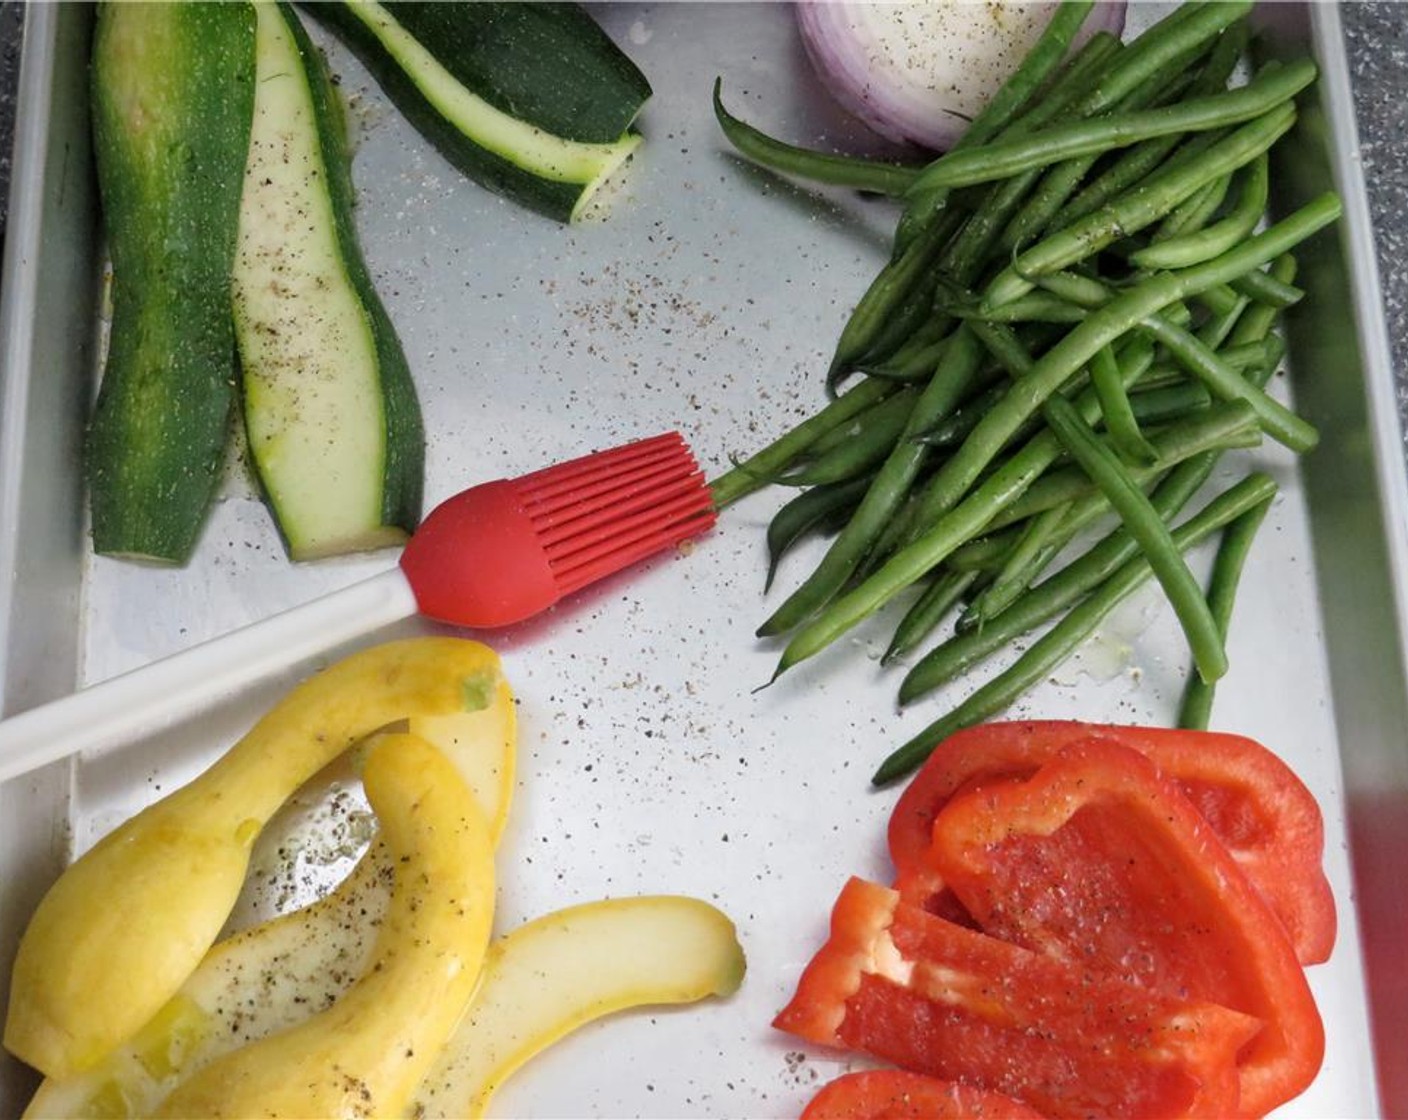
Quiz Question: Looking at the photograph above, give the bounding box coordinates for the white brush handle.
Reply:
[0,567,420,785]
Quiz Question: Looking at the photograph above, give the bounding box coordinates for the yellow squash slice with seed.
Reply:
[414,895,747,1118]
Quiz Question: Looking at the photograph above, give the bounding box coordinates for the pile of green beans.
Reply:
[708,1,1342,785]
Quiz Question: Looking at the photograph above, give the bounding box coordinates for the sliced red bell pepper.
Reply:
[887,720,1335,964]
[800,1069,1048,1119]
[774,878,1260,1120]
[927,739,1324,1118]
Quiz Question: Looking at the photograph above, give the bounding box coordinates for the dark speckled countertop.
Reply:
[0,2,22,261]
[1342,3,1408,424]
[0,2,1403,432]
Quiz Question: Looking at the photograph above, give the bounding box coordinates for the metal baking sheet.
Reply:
[1,3,1404,1116]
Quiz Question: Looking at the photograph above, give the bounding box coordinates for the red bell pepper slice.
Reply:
[927,739,1324,1118]
[887,720,1335,964]
[800,1069,1047,1119]
[774,878,1260,1120]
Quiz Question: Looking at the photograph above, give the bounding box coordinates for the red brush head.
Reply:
[400,479,559,629]
[400,433,716,629]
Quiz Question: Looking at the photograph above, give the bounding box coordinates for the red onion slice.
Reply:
[796,1,1128,152]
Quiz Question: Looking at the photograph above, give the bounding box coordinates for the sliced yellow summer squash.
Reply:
[21,696,518,1119]
[4,637,508,1080]
[413,895,747,1118]
[149,732,495,1117]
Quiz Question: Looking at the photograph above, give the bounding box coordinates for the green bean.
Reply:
[934,123,1116,291]
[905,59,1315,194]
[765,475,874,593]
[772,441,1065,674]
[1177,495,1274,729]
[889,235,1297,742]
[938,174,1047,284]
[1258,333,1288,380]
[1091,343,1159,464]
[953,2,1100,144]
[1078,1,1252,114]
[1040,392,1227,683]
[901,451,1223,703]
[1229,266,1305,307]
[1030,270,1112,309]
[999,155,1114,257]
[892,344,1176,603]
[963,317,1070,400]
[975,320,1226,679]
[914,383,1008,450]
[1048,20,1250,229]
[873,472,1280,784]
[777,293,1289,673]
[893,197,1335,552]
[979,339,1281,536]
[1019,276,1248,463]
[983,400,1260,530]
[1155,173,1234,240]
[1198,296,1255,351]
[855,271,948,374]
[901,324,1073,522]
[921,30,1188,280]
[883,568,982,665]
[956,489,1132,630]
[709,377,894,509]
[828,206,967,389]
[959,284,1285,641]
[1193,283,1250,322]
[770,327,1167,674]
[983,102,1299,309]
[863,337,950,384]
[894,323,1139,542]
[779,388,922,487]
[1140,337,1279,385]
[961,502,1072,628]
[1227,254,1298,347]
[896,24,1120,249]
[759,328,985,636]
[858,308,953,381]
[904,1,1255,225]
[711,79,920,196]
[1129,379,1214,419]
[1220,266,1294,379]
[1133,154,1269,270]
[1031,274,1196,332]
[1216,336,1284,371]
[1137,314,1317,451]
[994,502,1074,586]
[946,528,1024,573]
[996,48,1210,256]
[807,386,917,457]
[957,292,1089,324]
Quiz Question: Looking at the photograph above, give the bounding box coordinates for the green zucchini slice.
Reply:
[85,2,257,564]
[304,0,652,222]
[233,1,424,561]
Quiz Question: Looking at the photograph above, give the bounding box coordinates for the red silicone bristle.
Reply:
[554,504,716,596]
[508,432,716,594]
[520,439,687,507]
[548,480,713,569]
[528,459,703,548]
[517,432,687,498]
